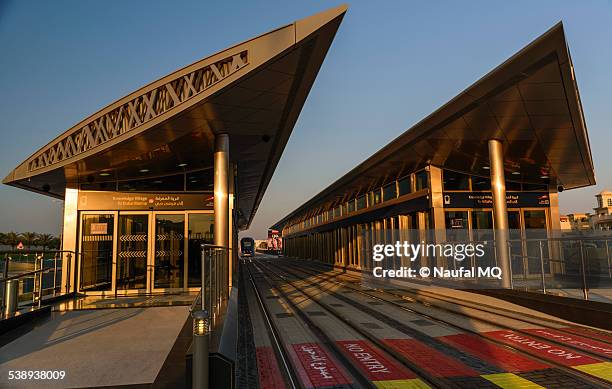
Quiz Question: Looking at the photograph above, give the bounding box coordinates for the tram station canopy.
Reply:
[272,22,595,231]
[3,6,348,229]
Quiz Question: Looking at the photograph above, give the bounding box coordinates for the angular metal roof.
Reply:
[273,22,595,231]
[3,5,348,229]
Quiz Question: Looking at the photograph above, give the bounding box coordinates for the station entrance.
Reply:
[76,192,215,295]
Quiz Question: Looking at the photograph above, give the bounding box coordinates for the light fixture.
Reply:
[178,163,188,167]
[191,179,198,183]
[99,172,111,177]
[482,166,490,170]
[139,169,149,173]
[192,310,209,336]
[540,175,549,179]
[153,180,163,184]
[511,171,520,175]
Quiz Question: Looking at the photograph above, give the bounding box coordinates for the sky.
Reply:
[0,0,610,239]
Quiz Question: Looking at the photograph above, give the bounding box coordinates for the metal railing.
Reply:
[400,234,611,302]
[507,236,612,301]
[190,244,231,389]
[358,229,611,302]
[0,250,74,318]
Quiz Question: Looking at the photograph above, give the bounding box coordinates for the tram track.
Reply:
[246,258,383,388]
[242,258,300,389]
[247,259,464,388]
[290,258,612,344]
[279,258,612,359]
[256,256,610,388]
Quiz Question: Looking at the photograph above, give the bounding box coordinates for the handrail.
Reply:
[0,266,56,283]
[1,249,78,256]
[190,289,203,313]
[201,244,231,250]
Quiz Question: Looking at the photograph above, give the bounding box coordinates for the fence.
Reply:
[0,250,74,317]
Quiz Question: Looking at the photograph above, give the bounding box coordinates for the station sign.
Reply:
[443,192,550,208]
[78,191,214,211]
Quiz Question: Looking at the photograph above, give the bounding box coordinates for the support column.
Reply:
[214,133,230,251]
[228,163,236,288]
[489,139,512,288]
[61,187,78,294]
[429,166,446,267]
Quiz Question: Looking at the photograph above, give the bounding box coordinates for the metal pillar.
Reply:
[488,139,512,288]
[214,134,229,249]
[4,280,19,318]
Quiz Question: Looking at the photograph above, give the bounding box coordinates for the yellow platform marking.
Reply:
[482,373,545,388]
[574,362,612,382]
[373,378,431,388]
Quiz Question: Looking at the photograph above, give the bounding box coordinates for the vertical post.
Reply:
[214,133,229,314]
[488,139,512,289]
[192,309,209,389]
[4,280,19,318]
[200,246,206,311]
[579,240,589,300]
[38,257,44,308]
[539,240,546,294]
[53,253,58,296]
[1,255,9,315]
[65,253,72,294]
[32,257,37,305]
[606,239,611,279]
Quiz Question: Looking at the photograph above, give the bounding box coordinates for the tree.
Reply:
[36,233,55,250]
[0,232,6,246]
[50,237,61,250]
[21,232,38,249]
[4,232,21,249]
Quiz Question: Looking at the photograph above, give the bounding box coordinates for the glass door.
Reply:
[154,213,185,290]
[117,213,150,292]
[80,214,115,292]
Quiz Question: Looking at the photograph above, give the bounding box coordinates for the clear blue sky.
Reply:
[0,0,610,239]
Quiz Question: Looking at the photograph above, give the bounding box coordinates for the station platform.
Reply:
[237,254,612,389]
[0,294,195,388]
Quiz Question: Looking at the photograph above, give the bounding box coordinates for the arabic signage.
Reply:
[78,191,214,211]
[442,192,550,208]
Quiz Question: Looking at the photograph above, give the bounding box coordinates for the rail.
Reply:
[354,231,611,302]
[0,250,76,318]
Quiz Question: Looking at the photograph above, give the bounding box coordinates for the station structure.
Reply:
[272,23,595,287]
[3,6,348,296]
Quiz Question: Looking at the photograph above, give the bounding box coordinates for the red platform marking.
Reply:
[336,340,416,381]
[256,347,286,389]
[485,330,601,367]
[383,338,480,377]
[291,343,351,388]
[561,327,612,345]
[523,328,612,358]
[439,333,549,372]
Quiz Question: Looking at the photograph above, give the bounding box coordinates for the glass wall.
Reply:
[80,214,114,291]
[187,214,214,287]
[443,170,470,191]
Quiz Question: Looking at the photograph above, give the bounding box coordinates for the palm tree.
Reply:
[4,232,21,249]
[21,232,38,249]
[50,237,61,250]
[36,233,55,250]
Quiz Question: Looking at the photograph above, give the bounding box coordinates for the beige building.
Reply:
[559,190,612,231]
[592,190,612,230]
[566,212,592,231]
